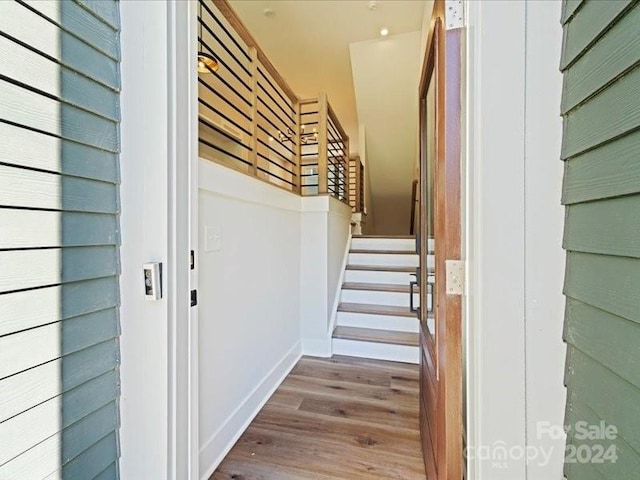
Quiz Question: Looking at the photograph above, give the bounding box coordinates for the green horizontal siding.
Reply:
[564,196,640,257]
[565,347,640,454]
[76,0,121,31]
[94,463,119,480]
[0,122,119,183]
[0,1,120,90]
[0,35,120,121]
[62,402,120,465]
[21,0,121,61]
[564,252,640,324]
[564,461,606,480]
[564,298,640,390]
[561,3,640,113]
[561,63,640,159]
[0,165,118,213]
[560,0,634,69]
[0,277,120,336]
[62,431,119,480]
[0,246,120,293]
[0,210,120,249]
[562,129,640,204]
[565,399,640,478]
[61,370,120,438]
[561,0,585,24]
[0,80,119,152]
[0,1,121,478]
[561,2,640,478]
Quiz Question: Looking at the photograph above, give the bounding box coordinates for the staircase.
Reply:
[332,235,421,364]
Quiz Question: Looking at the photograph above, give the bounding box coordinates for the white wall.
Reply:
[197,160,351,478]
[465,1,566,479]
[300,196,352,356]
[350,31,422,235]
[197,160,303,478]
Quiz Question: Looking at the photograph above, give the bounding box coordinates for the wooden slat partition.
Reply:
[198,0,254,176]
[348,156,365,213]
[299,98,320,196]
[200,0,302,192]
[318,93,329,195]
[326,103,349,203]
[297,95,350,204]
[255,64,298,189]
[199,0,351,200]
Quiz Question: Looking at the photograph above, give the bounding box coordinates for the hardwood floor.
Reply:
[211,355,426,480]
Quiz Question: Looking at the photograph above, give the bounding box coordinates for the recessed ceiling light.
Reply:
[263,7,275,17]
[380,27,389,37]
[368,1,377,11]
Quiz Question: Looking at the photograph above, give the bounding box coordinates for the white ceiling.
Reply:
[229,0,430,233]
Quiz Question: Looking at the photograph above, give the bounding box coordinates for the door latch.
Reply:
[191,289,198,307]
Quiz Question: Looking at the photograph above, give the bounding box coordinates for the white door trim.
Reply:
[167,1,199,479]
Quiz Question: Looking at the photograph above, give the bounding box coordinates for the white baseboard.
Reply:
[301,337,332,358]
[199,341,302,480]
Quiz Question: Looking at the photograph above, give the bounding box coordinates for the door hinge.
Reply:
[190,250,195,270]
[190,289,198,307]
[445,0,465,30]
[445,260,465,295]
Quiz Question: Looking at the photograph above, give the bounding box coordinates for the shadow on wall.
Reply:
[371,194,413,235]
[0,1,121,479]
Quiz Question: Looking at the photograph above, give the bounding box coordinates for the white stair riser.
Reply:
[351,238,416,251]
[351,238,435,252]
[332,339,419,364]
[340,289,421,307]
[336,312,419,333]
[348,253,421,267]
[344,270,415,285]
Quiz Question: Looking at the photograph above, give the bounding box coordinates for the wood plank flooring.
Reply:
[211,355,426,480]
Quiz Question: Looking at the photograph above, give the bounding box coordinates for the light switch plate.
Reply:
[205,226,222,252]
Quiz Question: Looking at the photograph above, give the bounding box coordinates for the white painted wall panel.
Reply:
[197,159,303,477]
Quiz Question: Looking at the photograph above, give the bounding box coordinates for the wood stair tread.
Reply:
[338,302,416,318]
[346,264,432,273]
[342,282,417,293]
[333,326,419,347]
[350,249,417,255]
[352,235,415,239]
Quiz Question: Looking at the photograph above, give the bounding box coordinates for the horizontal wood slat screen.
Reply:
[348,156,365,213]
[300,98,320,196]
[199,0,352,203]
[297,96,351,204]
[326,103,349,203]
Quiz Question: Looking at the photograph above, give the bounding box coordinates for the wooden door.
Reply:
[417,1,463,478]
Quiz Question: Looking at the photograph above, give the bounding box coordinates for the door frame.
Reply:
[167,1,199,478]
[418,0,464,478]
[118,1,197,478]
